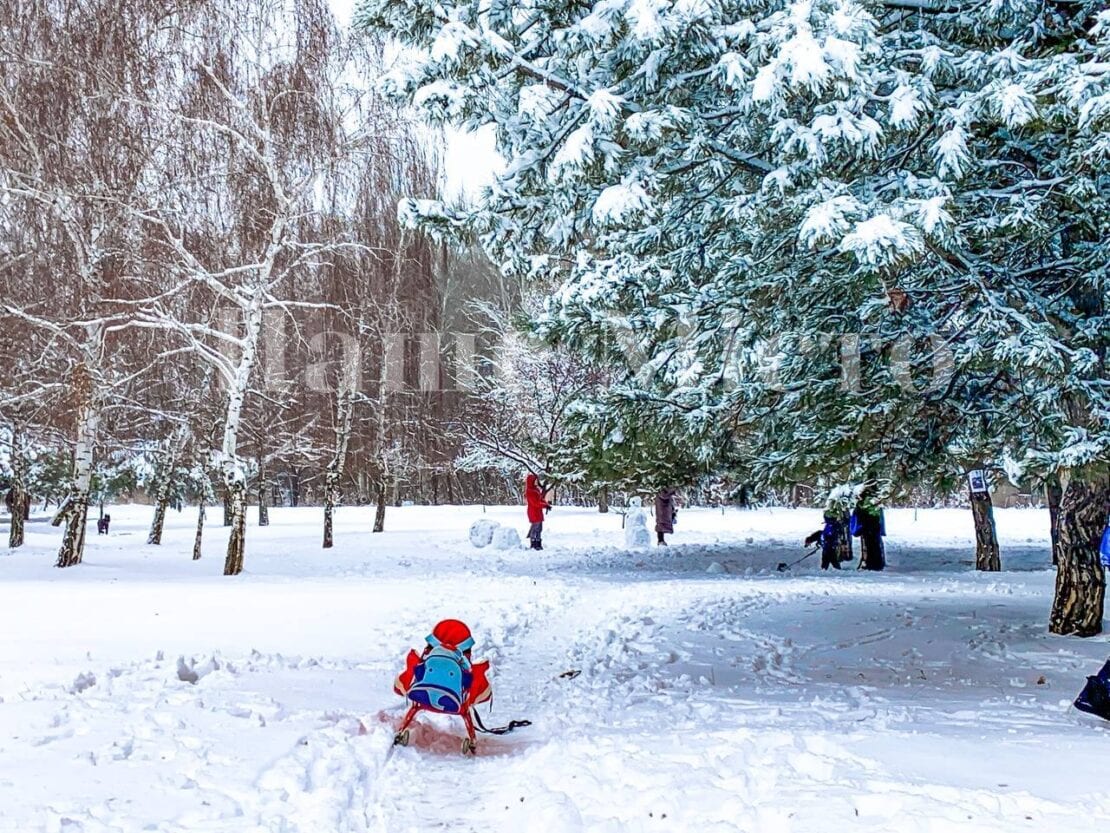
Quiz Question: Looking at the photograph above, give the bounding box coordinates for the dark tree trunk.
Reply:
[223,489,232,526]
[1046,476,1063,566]
[8,437,27,549]
[374,482,387,533]
[970,488,1001,572]
[257,459,269,527]
[8,492,26,549]
[323,470,338,549]
[192,501,205,561]
[1049,474,1108,637]
[598,488,609,513]
[223,480,246,576]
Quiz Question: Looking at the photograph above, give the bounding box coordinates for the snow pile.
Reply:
[492,525,522,550]
[468,518,499,548]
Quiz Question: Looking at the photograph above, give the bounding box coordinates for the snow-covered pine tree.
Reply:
[361,1,1109,633]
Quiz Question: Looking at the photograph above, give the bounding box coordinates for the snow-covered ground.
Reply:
[1,503,1107,832]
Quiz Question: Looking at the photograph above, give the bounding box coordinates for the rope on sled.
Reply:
[472,707,532,736]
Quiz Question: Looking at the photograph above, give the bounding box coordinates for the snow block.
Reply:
[469,519,500,548]
[492,525,522,550]
[706,561,726,574]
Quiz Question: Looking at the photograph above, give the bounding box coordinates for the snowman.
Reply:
[624,496,652,549]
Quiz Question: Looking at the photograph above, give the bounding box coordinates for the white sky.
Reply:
[329,0,502,200]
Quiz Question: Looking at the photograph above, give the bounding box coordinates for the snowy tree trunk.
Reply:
[323,389,353,549]
[56,366,99,569]
[192,501,205,561]
[969,488,1000,572]
[224,478,247,575]
[373,481,387,533]
[598,488,609,514]
[148,429,187,545]
[1046,477,1063,566]
[148,489,170,545]
[8,430,27,549]
[1048,474,1108,637]
[323,473,337,549]
[221,292,265,576]
[257,457,269,527]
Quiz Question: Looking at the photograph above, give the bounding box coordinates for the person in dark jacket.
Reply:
[525,473,551,550]
[805,511,849,570]
[850,493,886,571]
[654,488,677,545]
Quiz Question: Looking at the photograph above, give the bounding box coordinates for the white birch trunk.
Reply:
[56,368,100,568]
[221,290,265,576]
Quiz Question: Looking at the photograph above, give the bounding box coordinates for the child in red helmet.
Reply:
[393,619,491,754]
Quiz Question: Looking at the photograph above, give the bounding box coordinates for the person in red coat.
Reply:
[525,472,552,550]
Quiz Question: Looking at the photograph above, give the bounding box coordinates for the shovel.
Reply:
[777,546,819,572]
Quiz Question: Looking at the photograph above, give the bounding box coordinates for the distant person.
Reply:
[525,473,551,550]
[655,488,678,545]
[97,514,111,535]
[737,484,751,508]
[850,489,885,571]
[805,510,849,570]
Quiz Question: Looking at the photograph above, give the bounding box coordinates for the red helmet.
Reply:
[429,619,474,652]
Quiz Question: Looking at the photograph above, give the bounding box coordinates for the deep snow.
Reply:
[0,503,1108,832]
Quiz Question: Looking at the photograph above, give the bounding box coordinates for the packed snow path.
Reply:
[1,505,1108,832]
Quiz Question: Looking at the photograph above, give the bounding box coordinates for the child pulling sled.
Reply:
[393,619,492,755]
